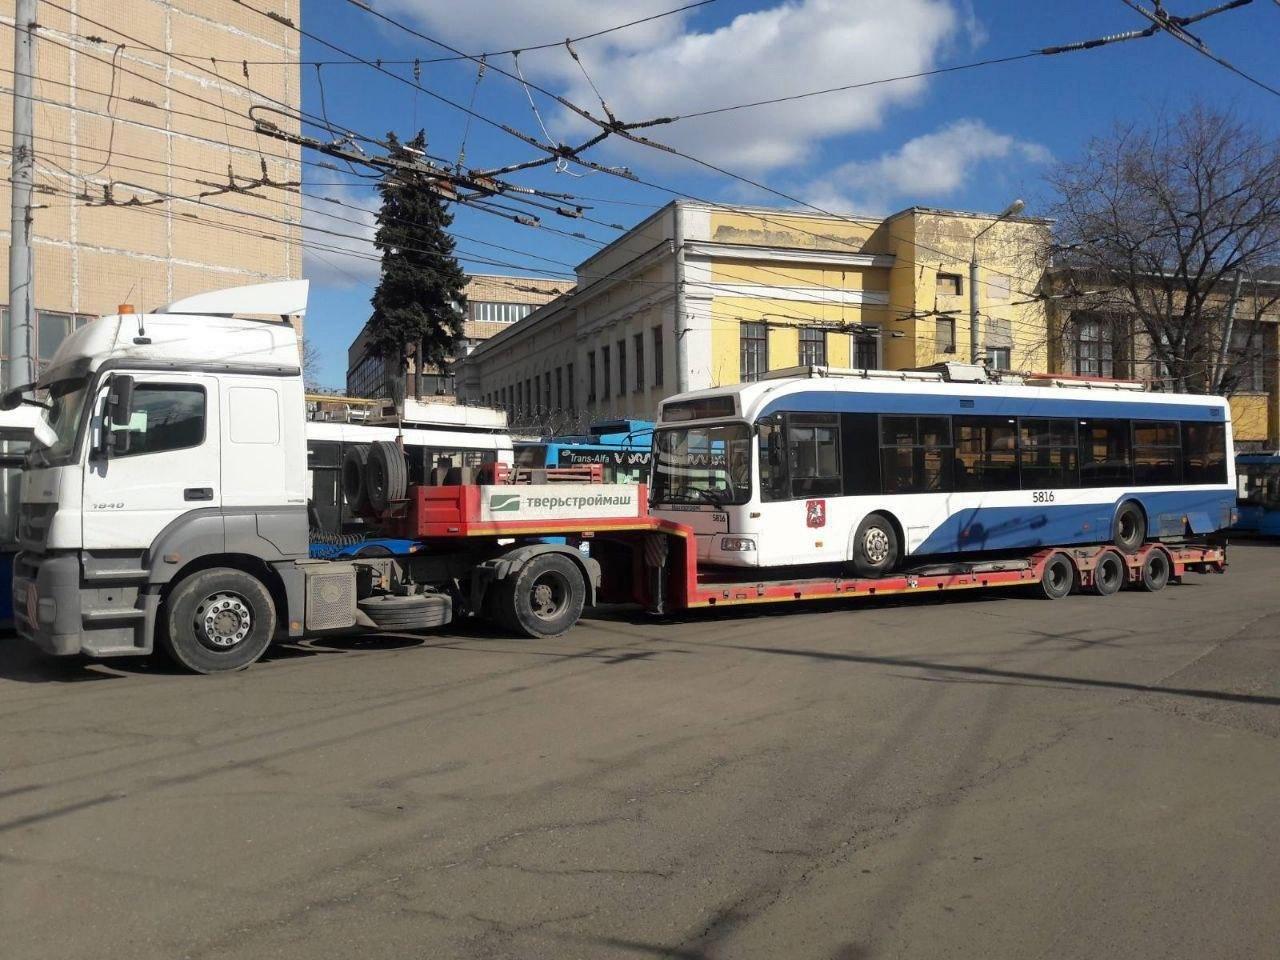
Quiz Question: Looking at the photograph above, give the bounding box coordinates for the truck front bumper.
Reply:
[12,551,85,655]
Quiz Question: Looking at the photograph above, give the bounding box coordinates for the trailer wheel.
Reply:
[1113,501,1146,553]
[366,440,408,513]
[1138,549,1171,592]
[342,444,371,514]
[851,512,900,578]
[493,553,586,638]
[160,568,276,674]
[1090,550,1125,596]
[1038,552,1075,600]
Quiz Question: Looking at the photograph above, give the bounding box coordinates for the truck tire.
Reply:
[851,512,900,578]
[1037,552,1075,600]
[1138,549,1170,592]
[342,444,371,514]
[366,440,408,514]
[1113,501,1146,553]
[1090,550,1125,596]
[492,553,586,638]
[160,568,276,673]
[358,593,452,631]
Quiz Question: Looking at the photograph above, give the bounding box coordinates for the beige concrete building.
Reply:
[0,0,302,378]
[346,274,572,399]
[455,201,1051,429]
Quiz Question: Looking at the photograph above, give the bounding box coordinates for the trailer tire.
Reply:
[1138,549,1171,592]
[851,512,900,578]
[1113,501,1146,553]
[1038,552,1075,599]
[366,440,408,514]
[342,444,371,514]
[493,553,586,638]
[160,568,276,674]
[1090,550,1125,596]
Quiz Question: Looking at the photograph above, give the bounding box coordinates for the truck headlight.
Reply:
[720,537,756,552]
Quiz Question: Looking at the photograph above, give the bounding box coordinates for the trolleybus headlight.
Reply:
[720,537,756,552]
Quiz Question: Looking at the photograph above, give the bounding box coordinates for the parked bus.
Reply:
[650,366,1235,574]
[514,419,654,483]
[1234,453,1280,536]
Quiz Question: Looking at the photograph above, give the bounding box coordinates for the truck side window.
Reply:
[111,384,206,457]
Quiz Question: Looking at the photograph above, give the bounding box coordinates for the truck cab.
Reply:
[8,281,310,664]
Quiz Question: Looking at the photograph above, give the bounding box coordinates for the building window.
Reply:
[1230,327,1265,392]
[937,318,956,354]
[634,332,644,392]
[617,339,626,396]
[469,302,535,325]
[852,327,880,370]
[740,322,768,382]
[798,327,827,366]
[555,367,563,408]
[601,345,611,400]
[936,273,963,296]
[587,351,596,401]
[567,362,574,409]
[653,325,664,386]
[1072,316,1114,377]
[544,371,551,409]
[989,346,1012,371]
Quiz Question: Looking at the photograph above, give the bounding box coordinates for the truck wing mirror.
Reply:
[0,387,23,411]
[107,375,135,427]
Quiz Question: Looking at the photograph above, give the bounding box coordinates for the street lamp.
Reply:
[970,198,1025,364]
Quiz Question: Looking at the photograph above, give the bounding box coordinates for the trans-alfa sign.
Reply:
[479,484,643,522]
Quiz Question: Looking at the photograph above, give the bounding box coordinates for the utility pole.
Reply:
[969,198,1025,365]
[6,0,36,393]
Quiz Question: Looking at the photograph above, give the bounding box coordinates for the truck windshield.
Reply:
[33,378,92,465]
[652,423,751,506]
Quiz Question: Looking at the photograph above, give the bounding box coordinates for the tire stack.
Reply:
[342,440,408,517]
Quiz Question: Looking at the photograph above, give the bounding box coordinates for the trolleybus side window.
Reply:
[758,416,788,502]
[786,413,841,497]
[1132,420,1182,485]
[953,416,1018,491]
[1079,419,1132,487]
[1019,418,1078,489]
[839,413,880,496]
[880,415,953,494]
[1180,421,1226,485]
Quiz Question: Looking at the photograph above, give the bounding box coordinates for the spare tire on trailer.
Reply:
[358,593,452,631]
[342,444,371,514]
[366,440,408,514]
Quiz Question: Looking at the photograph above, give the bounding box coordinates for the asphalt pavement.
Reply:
[2,543,1278,960]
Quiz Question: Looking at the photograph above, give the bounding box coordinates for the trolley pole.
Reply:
[7,0,37,394]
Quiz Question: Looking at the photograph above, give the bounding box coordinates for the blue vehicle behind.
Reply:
[514,419,654,483]
[1234,453,1280,535]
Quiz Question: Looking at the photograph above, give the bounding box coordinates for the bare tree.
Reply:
[1048,104,1280,394]
[301,338,324,392]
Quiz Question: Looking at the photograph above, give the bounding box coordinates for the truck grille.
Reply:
[18,502,57,551]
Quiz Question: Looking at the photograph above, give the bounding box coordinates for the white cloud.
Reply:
[379,0,967,172]
[805,119,1050,214]
[302,183,381,289]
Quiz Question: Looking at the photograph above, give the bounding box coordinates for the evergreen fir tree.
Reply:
[368,131,468,397]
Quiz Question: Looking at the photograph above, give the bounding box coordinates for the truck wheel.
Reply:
[1037,552,1075,599]
[160,568,276,673]
[1113,501,1146,553]
[366,441,408,513]
[494,554,586,638]
[1138,549,1170,592]
[342,444,371,513]
[1090,550,1125,596]
[851,512,900,578]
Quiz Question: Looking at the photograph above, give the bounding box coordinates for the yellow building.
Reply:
[0,0,303,376]
[456,201,1052,427]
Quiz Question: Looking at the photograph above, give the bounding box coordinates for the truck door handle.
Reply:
[184,487,214,501]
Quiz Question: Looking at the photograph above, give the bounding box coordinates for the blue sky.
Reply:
[296,0,1280,389]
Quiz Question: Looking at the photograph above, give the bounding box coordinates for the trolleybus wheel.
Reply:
[494,553,586,638]
[1090,550,1125,596]
[1138,549,1171,592]
[851,512,900,578]
[1113,501,1146,553]
[160,568,276,674]
[1038,552,1075,600]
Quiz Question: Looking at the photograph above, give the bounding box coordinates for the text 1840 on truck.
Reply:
[3,281,1230,673]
